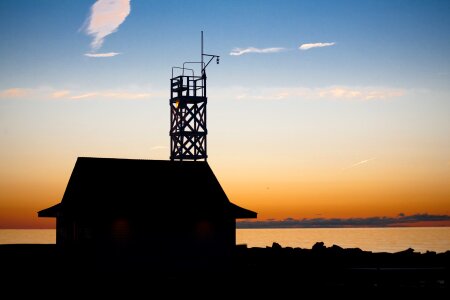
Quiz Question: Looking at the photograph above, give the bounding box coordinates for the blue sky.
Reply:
[1,0,449,89]
[0,0,449,227]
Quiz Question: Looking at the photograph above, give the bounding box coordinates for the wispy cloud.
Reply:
[299,42,335,50]
[70,93,99,99]
[85,52,121,58]
[70,91,152,100]
[0,86,159,101]
[230,86,406,101]
[237,213,450,228]
[2,85,406,102]
[83,0,130,56]
[230,47,286,56]
[342,158,376,171]
[150,146,168,151]
[51,90,71,98]
[0,88,29,98]
[319,86,404,100]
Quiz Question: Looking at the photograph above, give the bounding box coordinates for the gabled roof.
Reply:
[38,157,256,219]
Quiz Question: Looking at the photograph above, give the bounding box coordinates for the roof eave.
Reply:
[230,202,257,219]
[38,203,60,218]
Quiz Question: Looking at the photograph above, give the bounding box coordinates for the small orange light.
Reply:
[175,100,179,108]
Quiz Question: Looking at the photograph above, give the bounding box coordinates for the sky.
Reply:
[0,0,449,228]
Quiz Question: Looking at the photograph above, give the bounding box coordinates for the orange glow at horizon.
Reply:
[214,156,450,223]
[0,152,449,229]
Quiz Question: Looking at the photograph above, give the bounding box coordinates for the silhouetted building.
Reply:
[39,157,256,270]
[39,33,257,271]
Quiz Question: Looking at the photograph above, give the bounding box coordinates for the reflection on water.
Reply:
[1,228,449,253]
[0,229,56,244]
[237,227,450,253]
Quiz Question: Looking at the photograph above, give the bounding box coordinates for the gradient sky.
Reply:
[0,0,449,228]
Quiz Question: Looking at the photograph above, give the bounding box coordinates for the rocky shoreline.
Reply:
[1,242,448,296]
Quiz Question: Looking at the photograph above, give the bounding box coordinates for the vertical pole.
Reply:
[205,101,207,162]
[201,31,204,74]
[201,31,206,161]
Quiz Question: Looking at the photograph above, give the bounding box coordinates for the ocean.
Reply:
[1,227,449,253]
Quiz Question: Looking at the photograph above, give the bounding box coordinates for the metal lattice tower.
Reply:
[170,32,219,161]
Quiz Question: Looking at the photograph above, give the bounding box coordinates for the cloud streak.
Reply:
[51,90,71,98]
[0,88,29,98]
[70,91,152,100]
[84,0,130,55]
[0,85,407,102]
[85,52,121,58]
[299,42,335,50]
[0,87,159,101]
[231,86,406,101]
[70,93,99,99]
[230,47,286,56]
[343,158,376,171]
[237,214,450,228]
[319,86,404,100]
[150,146,169,151]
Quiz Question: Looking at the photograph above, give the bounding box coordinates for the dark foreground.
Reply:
[1,242,448,297]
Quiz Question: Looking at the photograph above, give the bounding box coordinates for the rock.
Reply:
[395,248,415,255]
[312,242,325,251]
[271,242,282,249]
[329,244,343,253]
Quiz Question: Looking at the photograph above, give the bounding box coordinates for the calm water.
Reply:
[1,228,449,253]
[237,227,450,253]
[0,229,56,245]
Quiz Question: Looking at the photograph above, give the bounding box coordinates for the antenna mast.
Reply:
[201,31,204,74]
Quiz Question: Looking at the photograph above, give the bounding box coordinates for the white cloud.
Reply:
[101,92,153,99]
[318,86,404,100]
[84,0,130,53]
[51,90,71,98]
[299,42,335,50]
[70,91,153,100]
[230,86,405,101]
[230,47,286,56]
[85,52,121,58]
[342,158,376,171]
[70,93,99,99]
[0,88,29,98]
[150,146,168,151]
[0,86,161,101]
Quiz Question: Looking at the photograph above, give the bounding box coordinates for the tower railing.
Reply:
[170,67,208,161]
[171,66,206,99]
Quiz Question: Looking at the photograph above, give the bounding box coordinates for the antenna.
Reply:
[201,31,204,73]
[201,31,219,77]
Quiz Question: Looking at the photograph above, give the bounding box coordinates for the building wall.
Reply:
[56,212,239,271]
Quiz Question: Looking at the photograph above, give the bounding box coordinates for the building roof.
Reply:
[38,157,256,219]
[38,204,60,218]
